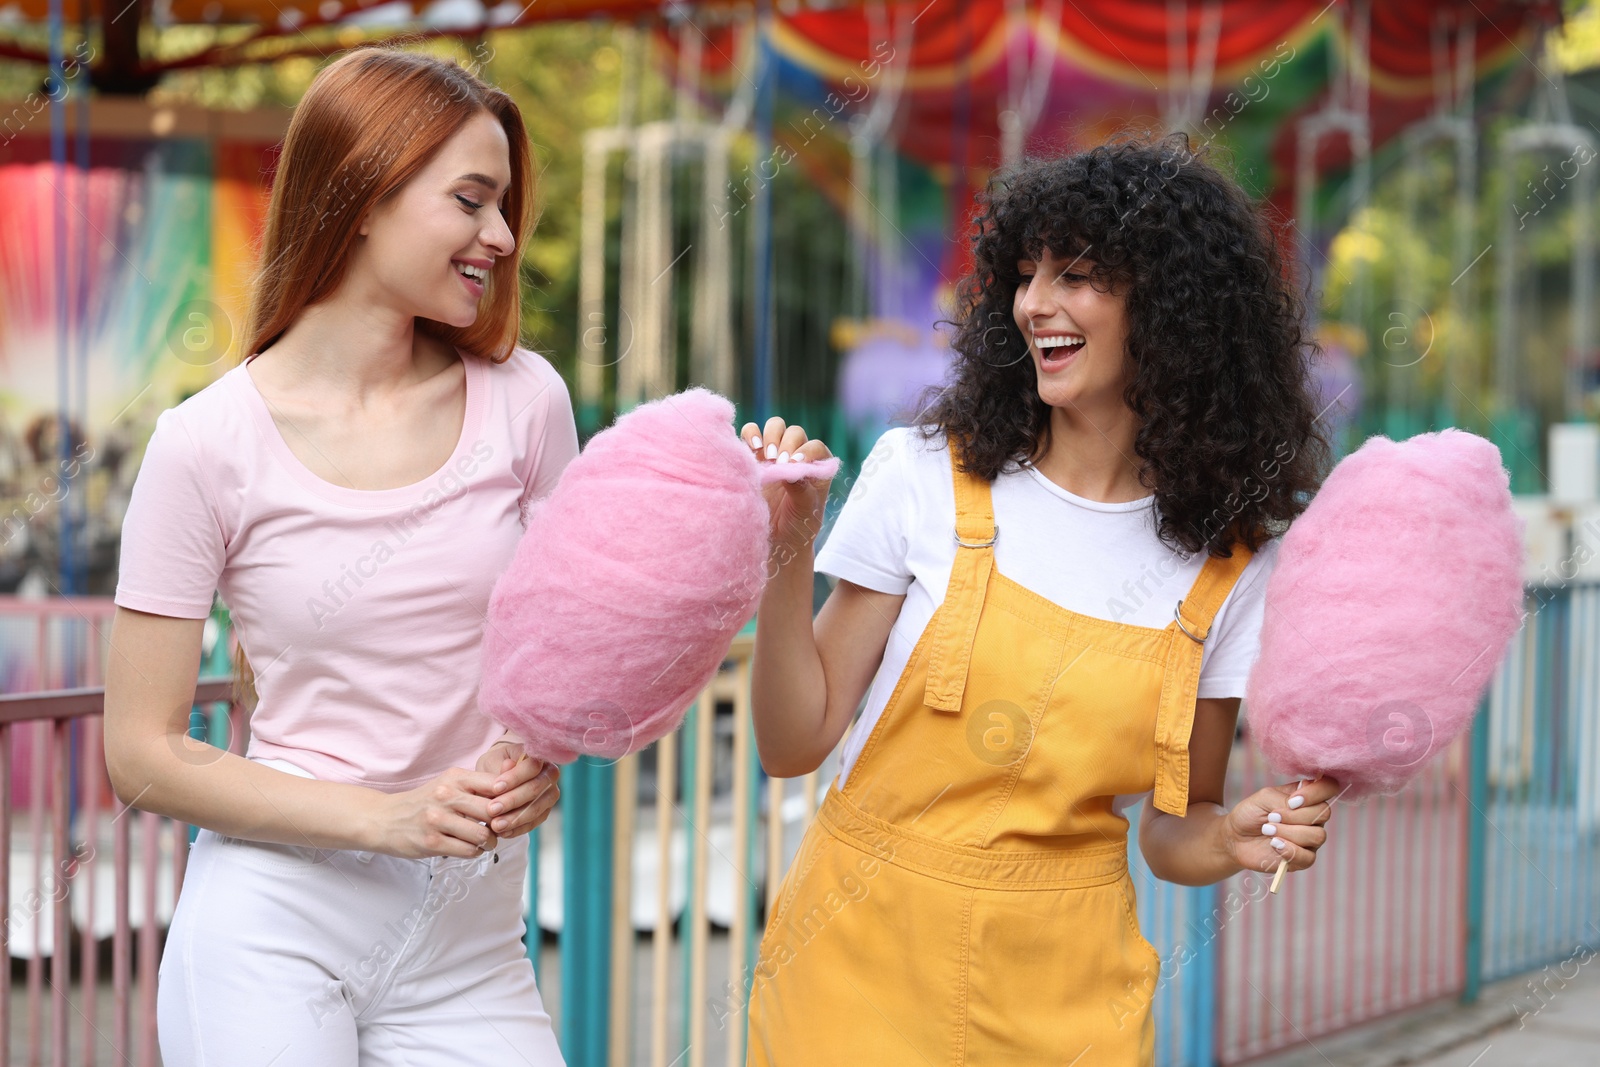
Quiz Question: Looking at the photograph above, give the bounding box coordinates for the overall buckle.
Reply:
[1174,600,1206,643]
[953,524,998,548]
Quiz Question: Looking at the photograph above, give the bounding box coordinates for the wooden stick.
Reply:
[1269,776,1304,895]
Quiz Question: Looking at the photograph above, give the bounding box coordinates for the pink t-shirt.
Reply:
[113,346,580,792]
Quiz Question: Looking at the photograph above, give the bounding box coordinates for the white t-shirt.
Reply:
[813,425,1280,796]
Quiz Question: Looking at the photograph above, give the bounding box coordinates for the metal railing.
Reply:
[0,582,1592,1066]
[0,676,238,1067]
[1476,584,1600,986]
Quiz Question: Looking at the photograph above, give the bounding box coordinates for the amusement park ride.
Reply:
[1,0,1584,601]
[0,6,1596,1067]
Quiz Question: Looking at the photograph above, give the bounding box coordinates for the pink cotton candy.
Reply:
[480,387,841,764]
[1244,429,1525,798]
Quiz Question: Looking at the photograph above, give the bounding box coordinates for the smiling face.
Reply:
[354,109,516,329]
[1012,245,1132,415]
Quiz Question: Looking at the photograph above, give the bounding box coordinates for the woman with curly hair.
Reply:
[739,132,1343,1063]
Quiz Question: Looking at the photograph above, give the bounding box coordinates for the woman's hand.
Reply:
[1221,774,1341,876]
[369,766,511,859]
[739,416,836,558]
[475,740,561,840]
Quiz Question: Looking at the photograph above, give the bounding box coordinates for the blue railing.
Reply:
[1478,583,1600,984]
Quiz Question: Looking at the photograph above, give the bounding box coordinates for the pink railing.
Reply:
[1215,731,1471,1059]
[0,677,239,1067]
[0,594,237,1066]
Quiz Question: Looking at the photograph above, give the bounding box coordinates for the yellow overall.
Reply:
[746,442,1252,1066]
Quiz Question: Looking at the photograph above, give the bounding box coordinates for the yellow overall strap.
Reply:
[924,440,996,714]
[1151,544,1256,815]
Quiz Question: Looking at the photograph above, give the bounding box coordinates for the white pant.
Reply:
[157,821,564,1066]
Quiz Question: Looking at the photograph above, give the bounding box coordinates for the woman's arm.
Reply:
[743,416,906,779]
[750,557,905,779]
[105,606,443,853]
[1139,696,1338,885]
[1136,697,1244,886]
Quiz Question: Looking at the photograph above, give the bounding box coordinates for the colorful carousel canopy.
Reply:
[0,0,1579,597]
[0,1,1564,222]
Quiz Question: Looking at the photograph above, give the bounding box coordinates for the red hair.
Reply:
[244,44,535,367]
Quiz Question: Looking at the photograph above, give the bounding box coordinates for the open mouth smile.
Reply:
[1036,332,1084,371]
[453,259,489,298]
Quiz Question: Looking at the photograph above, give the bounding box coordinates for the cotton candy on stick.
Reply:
[1243,429,1524,893]
[479,387,840,765]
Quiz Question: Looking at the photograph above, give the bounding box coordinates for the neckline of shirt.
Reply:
[1014,461,1155,513]
[911,427,1156,515]
[230,346,487,509]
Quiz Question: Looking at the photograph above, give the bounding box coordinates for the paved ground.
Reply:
[1250,956,1600,1067]
[1407,961,1600,1067]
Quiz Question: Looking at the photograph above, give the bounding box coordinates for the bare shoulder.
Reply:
[813,577,906,712]
[821,575,907,622]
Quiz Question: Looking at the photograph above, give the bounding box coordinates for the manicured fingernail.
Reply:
[778,451,790,463]
[765,444,777,459]
[1267,812,1282,824]
[1271,837,1287,851]
[490,801,503,814]
[1288,795,1305,809]
[748,435,761,449]
[1261,823,1277,836]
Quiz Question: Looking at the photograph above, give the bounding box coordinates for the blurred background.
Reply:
[2,1,1599,1064]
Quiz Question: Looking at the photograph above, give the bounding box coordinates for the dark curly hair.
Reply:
[912,131,1330,558]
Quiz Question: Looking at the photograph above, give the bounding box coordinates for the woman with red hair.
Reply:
[104,46,570,1065]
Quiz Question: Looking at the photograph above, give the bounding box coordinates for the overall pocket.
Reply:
[1116,872,1163,973]
[762,822,834,940]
